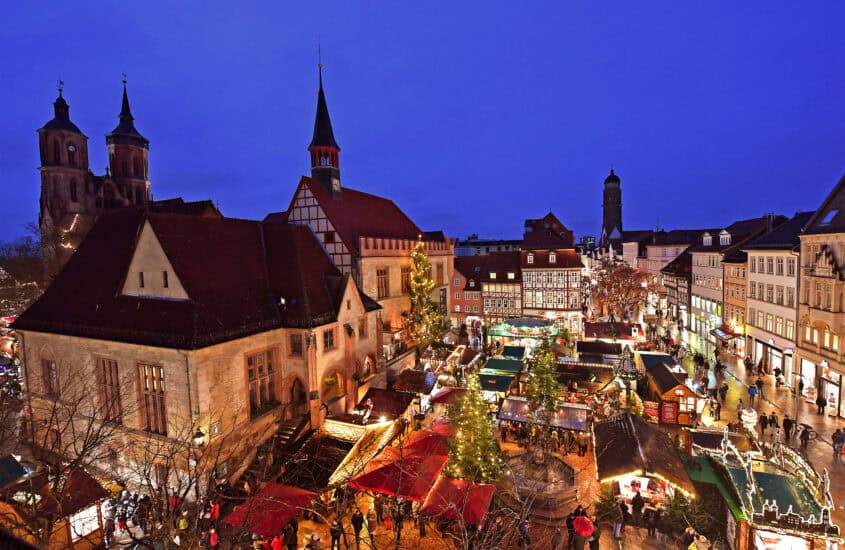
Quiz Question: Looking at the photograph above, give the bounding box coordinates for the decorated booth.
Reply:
[645,362,705,426]
[498,395,590,432]
[487,317,558,352]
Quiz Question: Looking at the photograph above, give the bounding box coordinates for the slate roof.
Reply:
[648,362,686,395]
[106,84,148,145]
[14,209,379,349]
[661,249,692,277]
[392,369,436,395]
[40,93,82,133]
[651,229,720,247]
[150,198,222,218]
[744,211,814,250]
[521,249,583,269]
[687,216,784,253]
[592,414,694,494]
[1,468,110,520]
[804,175,845,235]
[279,432,354,492]
[480,251,522,283]
[453,256,484,289]
[309,73,339,149]
[721,247,747,264]
[523,212,574,248]
[294,177,432,257]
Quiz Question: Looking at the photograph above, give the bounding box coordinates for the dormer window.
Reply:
[469,280,475,287]
[702,233,712,246]
[549,253,556,264]
[527,254,534,265]
[507,272,515,280]
[490,273,497,279]
[822,210,838,225]
[719,231,731,246]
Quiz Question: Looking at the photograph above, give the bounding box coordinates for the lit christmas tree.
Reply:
[408,237,446,350]
[524,338,562,418]
[445,372,504,483]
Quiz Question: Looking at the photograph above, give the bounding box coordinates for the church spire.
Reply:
[308,64,341,197]
[108,77,148,146]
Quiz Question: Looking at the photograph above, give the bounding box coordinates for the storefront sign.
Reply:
[661,401,678,424]
[643,401,660,423]
[752,529,810,550]
[821,366,841,385]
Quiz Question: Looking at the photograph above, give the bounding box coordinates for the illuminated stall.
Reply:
[645,362,705,426]
[487,317,558,353]
[498,396,590,432]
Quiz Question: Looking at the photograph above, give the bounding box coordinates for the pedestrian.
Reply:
[271,534,283,550]
[783,414,794,440]
[578,431,590,456]
[689,410,698,429]
[565,510,576,549]
[800,425,811,449]
[748,385,757,405]
[374,493,384,524]
[816,394,828,415]
[351,509,364,546]
[305,533,322,550]
[833,429,844,460]
[552,527,564,550]
[283,524,297,550]
[392,504,404,545]
[500,424,508,443]
[329,519,341,550]
[177,510,189,532]
[759,413,769,435]
[755,377,765,399]
[519,520,531,550]
[551,429,560,452]
[365,507,377,547]
[737,398,744,417]
[713,400,721,421]
[768,412,779,434]
[799,378,805,396]
[681,527,696,548]
[632,490,645,526]
[208,528,219,549]
[646,507,658,536]
[588,515,601,550]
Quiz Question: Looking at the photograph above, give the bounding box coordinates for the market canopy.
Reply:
[488,317,558,338]
[498,396,590,431]
[348,451,447,501]
[420,475,495,525]
[648,362,688,396]
[592,414,695,496]
[430,417,456,436]
[392,369,437,395]
[484,358,522,374]
[430,386,466,404]
[224,483,316,537]
[501,346,525,360]
[478,371,514,393]
[576,341,623,356]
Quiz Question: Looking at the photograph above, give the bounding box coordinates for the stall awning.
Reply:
[592,414,695,496]
[224,483,316,537]
[478,371,514,392]
[430,387,466,404]
[710,328,735,342]
[648,362,687,396]
[501,346,526,360]
[484,358,522,374]
[348,451,447,501]
[498,396,590,431]
[393,369,437,394]
[420,476,495,525]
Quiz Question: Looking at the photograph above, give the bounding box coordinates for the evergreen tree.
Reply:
[445,373,504,483]
[408,238,446,349]
[524,339,562,415]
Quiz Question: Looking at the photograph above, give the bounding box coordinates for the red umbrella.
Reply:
[430,387,465,404]
[224,483,315,537]
[572,515,595,537]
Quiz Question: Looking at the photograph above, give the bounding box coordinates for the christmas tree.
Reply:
[408,237,446,350]
[445,372,504,483]
[524,338,562,416]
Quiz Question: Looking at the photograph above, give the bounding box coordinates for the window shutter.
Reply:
[94,358,106,418]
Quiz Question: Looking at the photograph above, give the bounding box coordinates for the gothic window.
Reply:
[53,140,61,163]
[67,145,77,167]
[70,181,78,202]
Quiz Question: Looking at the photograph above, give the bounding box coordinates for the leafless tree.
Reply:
[593,259,649,321]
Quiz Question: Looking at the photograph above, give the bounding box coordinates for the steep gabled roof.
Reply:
[294,177,426,256]
[521,249,583,269]
[480,251,522,283]
[454,256,484,289]
[523,212,574,249]
[661,249,692,277]
[151,198,222,218]
[687,216,784,253]
[803,175,845,234]
[744,211,813,250]
[14,210,379,348]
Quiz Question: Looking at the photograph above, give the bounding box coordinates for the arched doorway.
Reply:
[289,378,307,418]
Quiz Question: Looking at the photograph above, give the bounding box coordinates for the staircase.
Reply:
[273,414,310,458]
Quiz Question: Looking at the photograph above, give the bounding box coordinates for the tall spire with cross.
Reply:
[308,48,342,197]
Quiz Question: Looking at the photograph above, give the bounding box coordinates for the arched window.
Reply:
[69,181,78,202]
[53,140,61,164]
[67,145,76,167]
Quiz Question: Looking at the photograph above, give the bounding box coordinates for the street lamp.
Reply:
[191,429,205,501]
[193,429,206,448]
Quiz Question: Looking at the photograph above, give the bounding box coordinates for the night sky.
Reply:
[3,2,845,242]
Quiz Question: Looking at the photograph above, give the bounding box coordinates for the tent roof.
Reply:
[420,475,495,525]
[392,369,437,394]
[348,452,447,501]
[484,358,522,374]
[224,482,316,537]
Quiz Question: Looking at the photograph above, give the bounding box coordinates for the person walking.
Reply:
[519,520,531,550]
[816,394,828,415]
[737,398,744,417]
[833,429,844,461]
[588,515,601,550]
[748,385,757,406]
[373,494,384,524]
[329,519,341,550]
[283,524,297,550]
[552,527,564,550]
[783,414,794,441]
[565,510,576,550]
[351,509,364,548]
[800,425,811,449]
[632,491,645,526]
[755,377,765,399]
[718,383,728,403]
[759,413,769,435]
[713,400,721,421]
[768,412,779,435]
[646,507,658,537]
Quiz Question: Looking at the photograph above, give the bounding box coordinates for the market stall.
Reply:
[592,414,695,507]
[497,396,590,432]
[348,448,447,502]
[487,317,558,352]
[645,362,705,426]
[392,368,437,414]
[224,483,316,538]
[420,475,495,525]
[501,345,526,360]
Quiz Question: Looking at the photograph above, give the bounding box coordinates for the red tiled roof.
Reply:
[521,249,583,269]
[454,256,484,289]
[479,251,522,283]
[14,209,379,348]
[294,177,430,256]
[523,212,574,248]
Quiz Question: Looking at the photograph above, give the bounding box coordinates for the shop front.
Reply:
[800,358,817,400]
[750,336,795,383]
[819,362,842,418]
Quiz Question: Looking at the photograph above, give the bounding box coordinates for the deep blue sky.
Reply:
[3,2,845,241]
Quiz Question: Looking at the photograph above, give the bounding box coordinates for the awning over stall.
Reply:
[710,328,735,342]
[348,451,447,501]
[498,396,590,431]
[478,372,514,393]
[484,358,522,374]
[393,369,437,395]
[430,386,466,404]
[420,476,495,525]
[501,346,526,360]
[224,483,316,537]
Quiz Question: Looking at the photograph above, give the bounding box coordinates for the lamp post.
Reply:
[190,429,205,501]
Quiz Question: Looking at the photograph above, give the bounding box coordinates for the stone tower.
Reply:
[38,82,152,279]
[601,168,623,247]
[308,68,341,198]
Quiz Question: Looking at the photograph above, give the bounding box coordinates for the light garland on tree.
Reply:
[409,238,446,348]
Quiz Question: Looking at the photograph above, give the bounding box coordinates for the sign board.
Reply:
[643,401,660,423]
[753,529,810,550]
[661,401,678,424]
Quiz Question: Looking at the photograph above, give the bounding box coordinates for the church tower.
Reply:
[106,80,150,207]
[38,86,94,276]
[601,168,623,247]
[308,68,341,198]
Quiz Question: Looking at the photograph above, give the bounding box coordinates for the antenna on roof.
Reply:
[57,79,64,96]
[317,36,323,73]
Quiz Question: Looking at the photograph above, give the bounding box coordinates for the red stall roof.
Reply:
[224,483,316,537]
[420,476,495,525]
[348,452,447,502]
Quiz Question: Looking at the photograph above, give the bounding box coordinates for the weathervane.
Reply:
[122,72,127,85]
[57,79,64,95]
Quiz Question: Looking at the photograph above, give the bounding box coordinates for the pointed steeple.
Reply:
[309,68,339,149]
[108,78,148,146]
[41,82,82,133]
